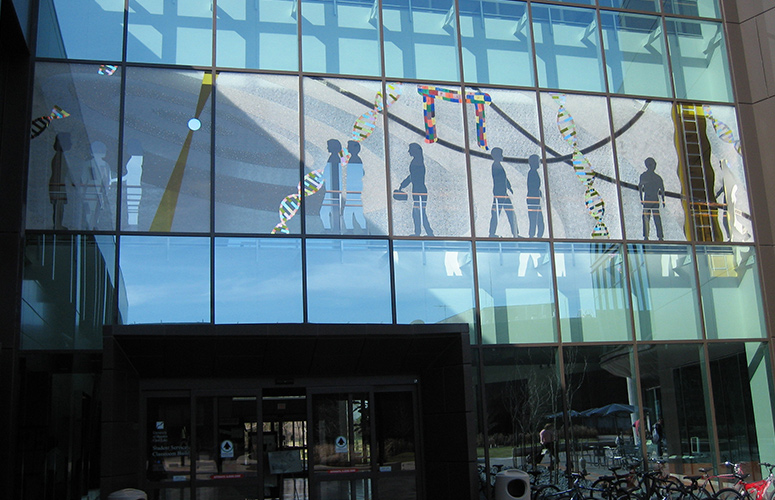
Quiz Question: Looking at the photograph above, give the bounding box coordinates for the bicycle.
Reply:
[713,462,775,500]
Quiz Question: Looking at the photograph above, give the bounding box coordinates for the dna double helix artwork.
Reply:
[30,105,70,139]
[551,94,609,238]
[271,83,403,234]
[702,105,742,156]
[417,86,491,150]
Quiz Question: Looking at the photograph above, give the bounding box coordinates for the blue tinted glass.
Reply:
[476,241,556,344]
[127,1,213,66]
[393,240,476,338]
[382,0,460,81]
[302,0,380,76]
[216,0,299,70]
[532,5,606,92]
[306,239,392,323]
[215,238,303,323]
[119,236,211,324]
[666,19,732,102]
[458,0,533,86]
[600,12,671,97]
[37,0,124,60]
[662,0,719,18]
[599,0,660,11]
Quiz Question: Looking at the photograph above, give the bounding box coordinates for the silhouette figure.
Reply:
[398,143,434,236]
[49,133,73,229]
[488,147,518,237]
[81,141,111,229]
[526,154,545,238]
[639,157,665,240]
[343,140,366,232]
[122,139,144,227]
[320,139,343,232]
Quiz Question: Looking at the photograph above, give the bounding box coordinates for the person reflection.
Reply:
[343,140,366,232]
[489,147,518,238]
[49,133,73,230]
[526,154,545,238]
[398,143,434,236]
[639,157,665,240]
[320,139,343,232]
[81,141,111,229]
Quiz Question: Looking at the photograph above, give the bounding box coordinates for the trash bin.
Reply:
[494,469,530,500]
[107,489,147,500]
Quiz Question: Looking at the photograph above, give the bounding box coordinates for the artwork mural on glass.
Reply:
[216,0,299,71]
[388,84,471,237]
[214,73,301,234]
[468,88,546,239]
[301,78,398,235]
[458,0,533,87]
[122,68,212,232]
[26,63,121,231]
[541,93,622,239]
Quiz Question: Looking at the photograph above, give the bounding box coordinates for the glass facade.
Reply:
[15,0,775,499]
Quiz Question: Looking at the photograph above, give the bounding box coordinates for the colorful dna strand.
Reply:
[417,86,491,150]
[702,105,742,156]
[99,64,118,76]
[30,105,70,139]
[271,83,402,234]
[551,94,609,238]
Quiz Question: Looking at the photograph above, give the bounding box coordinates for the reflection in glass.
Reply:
[36,0,124,60]
[696,246,765,339]
[374,392,416,471]
[119,236,210,324]
[388,83,470,237]
[122,68,212,232]
[476,242,556,344]
[196,397,258,480]
[598,0,660,12]
[27,63,121,231]
[555,243,630,342]
[663,0,719,18]
[305,239,392,323]
[638,344,714,473]
[301,0,380,76]
[21,234,117,350]
[215,238,303,323]
[541,93,622,239]
[127,0,213,66]
[482,347,561,471]
[709,343,775,469]
[215,73,301,234]
[666,19,732,102]
[393,241,476,336]
[600,12,671,98]
[311,393,370,471]
[146,397,191,483]
[382,0,460,81]
[458,0,533,87]
[216,0,299,71]
[304,78,388,235]
[627,244,701,340]
[532,5,606,92]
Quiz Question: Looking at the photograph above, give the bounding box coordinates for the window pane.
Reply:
[459,0,533,87]
[215,73,301,234]
[216,0,299,71]
[388,83,470,237]
[541,93,622,239]
[666,19,732,102]
[555,243,630,342]
[393,241,476,337]
[599,0,660,12]
[303,78,389,236]
[532,5,605,93]
[662,0,719,18]
[301,0,380,76]
[127,0,213,66]
[476,241,556,344]
[215,238,303,323]
[119,236,210,324]
[122,68,212,232]
[710,343,775,469]
[27,63,121,231]
[639,344,715,472]
[469,89,546,239]
[696,246,766,339]
[601,13,671,97]
[627,244,701,340]
[21,234,117,350]
[383,0,460,81]
[37,0,124,60]
[306,239,392,323]
[147,397,191,483]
